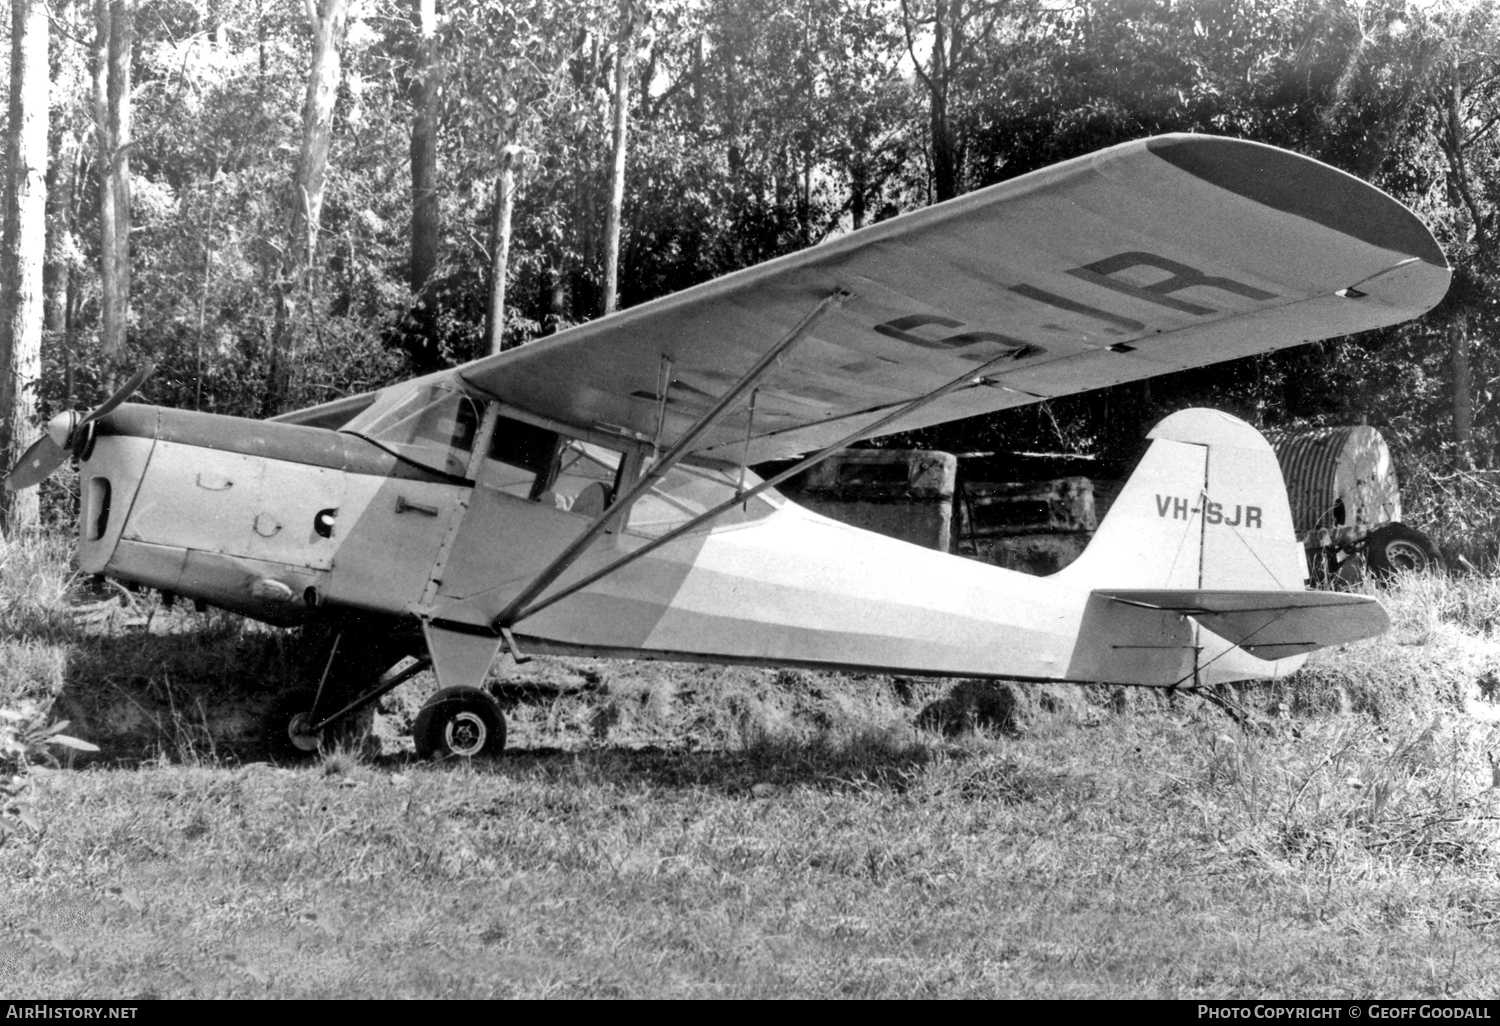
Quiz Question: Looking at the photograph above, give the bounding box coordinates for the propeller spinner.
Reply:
[3,365,154,492]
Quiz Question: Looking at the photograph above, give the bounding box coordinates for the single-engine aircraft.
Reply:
[5,134,1450,760]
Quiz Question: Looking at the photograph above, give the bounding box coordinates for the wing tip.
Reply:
[1145,134,1448,271]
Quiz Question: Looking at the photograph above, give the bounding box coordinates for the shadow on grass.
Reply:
[36,591,1010,793]
[47,619,320,765]
[402,729,986,796]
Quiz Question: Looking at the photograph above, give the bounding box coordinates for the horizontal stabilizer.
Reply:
[1095,589,1389,657]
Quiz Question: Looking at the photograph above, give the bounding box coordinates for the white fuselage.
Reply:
[78,403,1289,690]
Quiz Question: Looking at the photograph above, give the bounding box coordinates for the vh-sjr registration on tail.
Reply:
[6,135,1449,760]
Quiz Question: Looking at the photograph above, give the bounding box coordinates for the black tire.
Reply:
[264,689,325,763]
[263,687,376,763]
[1365,523,1443,580]
[414,687,507,760]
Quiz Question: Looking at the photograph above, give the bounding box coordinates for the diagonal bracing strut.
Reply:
[309,656,434,734]
[501,346,1039,629]
[490,290,848,631]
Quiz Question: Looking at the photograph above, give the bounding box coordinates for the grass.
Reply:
[3,534,1500,997]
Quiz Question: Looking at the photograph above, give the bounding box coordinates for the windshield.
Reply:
[344,384,480,477]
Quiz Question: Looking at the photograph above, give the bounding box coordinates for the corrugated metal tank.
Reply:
[1271,426,1401,535]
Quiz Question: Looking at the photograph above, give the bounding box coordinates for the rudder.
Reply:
[1056,409,1306,592]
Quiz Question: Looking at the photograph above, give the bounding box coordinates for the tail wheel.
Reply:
[414,687,507,760]
[1366,523,1442,580]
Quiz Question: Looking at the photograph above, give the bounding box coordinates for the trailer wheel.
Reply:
[414,687,507,760]
[1365,523,1442,580]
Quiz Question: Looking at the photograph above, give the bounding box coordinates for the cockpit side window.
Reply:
[625,460,778,537]
[477,418,628,516]
[346,384,479,477]
[483,417,560,499]
[543,440,621,514]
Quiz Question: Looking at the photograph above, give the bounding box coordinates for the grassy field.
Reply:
[3,536,1500,998]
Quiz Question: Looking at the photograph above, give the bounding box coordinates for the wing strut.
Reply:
[500,345,1038,630]
[490,290,847,631]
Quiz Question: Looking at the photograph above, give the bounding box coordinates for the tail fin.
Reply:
[1056,409,1388,686]
[1056,408,1307,591]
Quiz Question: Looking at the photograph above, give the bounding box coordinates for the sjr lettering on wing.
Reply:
[866,251,1276,360]
[1154,494,1262,529]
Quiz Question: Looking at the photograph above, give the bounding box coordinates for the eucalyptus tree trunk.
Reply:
[408,0,440,364]
[93,0,133,375]
[0,0,49,534]
[44,130,82,401]
[1439,56,1482,470]
[902,0,961,203]
[292,0,348,273]
[601,0,634,316]
[929,0,960,202]
[486,146,518,356]
[265,0,350,415]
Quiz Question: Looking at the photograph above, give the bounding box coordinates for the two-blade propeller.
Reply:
[3,365,154,492]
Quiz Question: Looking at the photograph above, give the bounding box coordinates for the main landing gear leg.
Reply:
[412,621,508,761]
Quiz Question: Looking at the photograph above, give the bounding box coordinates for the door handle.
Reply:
[395,496,439,517]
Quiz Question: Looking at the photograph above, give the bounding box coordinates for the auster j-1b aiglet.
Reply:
[5,135,1451,760]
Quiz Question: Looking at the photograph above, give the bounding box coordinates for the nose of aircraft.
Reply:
[2,364,154,492]
[45,410,79,450]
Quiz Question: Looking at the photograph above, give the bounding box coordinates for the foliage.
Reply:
[1,0,1500,541]
[0,703,97,845]
[0,706,97,771]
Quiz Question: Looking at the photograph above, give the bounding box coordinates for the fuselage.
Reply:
[81,403,464,626]
[77,386,1292,689]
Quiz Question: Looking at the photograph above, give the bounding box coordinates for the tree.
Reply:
[443,0,600,354]
[601,0,637,315]
[486,143,520,355]
[1304,0,1500,470]
[264,0,351,415]
[409,0,441,359]
[0,0,49,534]
[93,0,133,373]
[900,0,1011,202]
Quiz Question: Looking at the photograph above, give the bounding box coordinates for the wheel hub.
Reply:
[286,711,322,753]
[1385,540,1427,573]
[444,711,488,757]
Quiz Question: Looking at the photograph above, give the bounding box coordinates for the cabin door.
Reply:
[422,410,632,629]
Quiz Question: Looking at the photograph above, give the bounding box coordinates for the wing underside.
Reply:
[456,134,1448,463]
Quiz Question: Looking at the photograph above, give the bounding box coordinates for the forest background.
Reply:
[0,0,1495,559]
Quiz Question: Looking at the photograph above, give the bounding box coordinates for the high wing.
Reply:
[456,134,1449,464]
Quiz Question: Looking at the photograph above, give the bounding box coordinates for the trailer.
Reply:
[1270,425,1440,584]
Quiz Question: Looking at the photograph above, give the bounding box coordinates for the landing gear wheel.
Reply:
[1365,523,1443,581]
[263,687,377,763]
[414,687,507,761]
[264,689,323,763]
